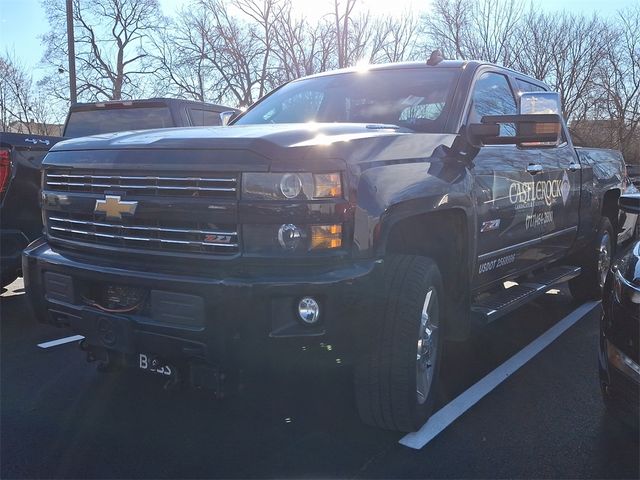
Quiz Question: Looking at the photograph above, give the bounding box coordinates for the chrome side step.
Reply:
[472,266,581,324]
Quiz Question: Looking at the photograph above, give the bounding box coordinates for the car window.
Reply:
[64,107,174,137]
[399,102,444,122]
[516,78,546,93]
[189,108,222,126]
[260,91,325,123]
[469,72,517,136]
[236,69,460,133]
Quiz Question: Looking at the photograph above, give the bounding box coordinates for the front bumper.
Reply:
[23,240,380,367]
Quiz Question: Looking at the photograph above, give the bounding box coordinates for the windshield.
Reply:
[236,68,460,133]
[64,106,174,137]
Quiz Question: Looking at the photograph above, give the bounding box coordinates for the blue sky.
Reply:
[0,0,636,81]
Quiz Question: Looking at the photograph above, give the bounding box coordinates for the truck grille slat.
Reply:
[49,226,238,248]
[48,217,237,236]
[45,172,238,198]
[46,182,236,192]
[47,174,237,183]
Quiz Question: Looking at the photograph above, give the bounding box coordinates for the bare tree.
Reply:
[419,0,474,59]
[593,6,640,163]
[271,4,335,82]
[150,10,212,101]
[421,0,522,66]
[332,0,358,68]
[40,0,162,101]
[512,10,559,81]
[369,12,420,63]
[0,53,33,132]
[0,52,63,134]
[234,0,281,98]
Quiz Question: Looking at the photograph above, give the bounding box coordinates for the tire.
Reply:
[569,218,614,303]
[354,255,444,432]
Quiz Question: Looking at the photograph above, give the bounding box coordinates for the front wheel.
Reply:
[354,255,444,432]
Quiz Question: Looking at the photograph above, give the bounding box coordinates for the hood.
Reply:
[47,123,457,171]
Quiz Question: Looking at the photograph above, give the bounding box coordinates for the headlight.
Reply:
[242,172,342,200]
[613,269,640,305]
[280,173,303,199]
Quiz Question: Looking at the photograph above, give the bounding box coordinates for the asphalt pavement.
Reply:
[1,278,638,479]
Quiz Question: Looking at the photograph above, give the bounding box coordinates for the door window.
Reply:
[516,78,546,93]
[188,108,222,126]
[469,72,517,136]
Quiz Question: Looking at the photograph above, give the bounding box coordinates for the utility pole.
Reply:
[66,0,77,104]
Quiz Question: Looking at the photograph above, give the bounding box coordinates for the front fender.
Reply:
[351,158,474,257]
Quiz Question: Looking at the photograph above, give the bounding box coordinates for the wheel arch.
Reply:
[377,206,473,341]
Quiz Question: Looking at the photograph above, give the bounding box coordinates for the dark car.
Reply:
[0,133,63,287]
[600,193,640,429]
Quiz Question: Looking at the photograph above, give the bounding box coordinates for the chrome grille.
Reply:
[45,171,237,198]
[46,212,239,256]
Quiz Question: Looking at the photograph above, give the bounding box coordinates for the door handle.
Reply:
[568,163,581,172]
[526,164,544,175]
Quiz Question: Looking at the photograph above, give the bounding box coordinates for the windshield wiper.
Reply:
[365,124,402,130]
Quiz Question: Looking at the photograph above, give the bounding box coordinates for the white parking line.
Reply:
[37,335,85,349]
[399,300,600,450]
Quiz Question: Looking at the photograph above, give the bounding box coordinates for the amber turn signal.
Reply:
[313,173,342,198]
[310,224,342,249]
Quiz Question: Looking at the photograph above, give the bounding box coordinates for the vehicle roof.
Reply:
[294,60,548,89]
[297,60,470,80]
[69,97,236,111]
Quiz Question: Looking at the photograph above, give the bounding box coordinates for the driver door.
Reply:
[470,71,547,289]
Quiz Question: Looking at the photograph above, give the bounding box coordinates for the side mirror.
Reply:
[467,113,562,148]
[619,194,640,215]
[467,91,564,148]
[220,111,238,126]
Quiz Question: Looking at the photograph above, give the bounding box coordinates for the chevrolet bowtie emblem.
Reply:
[94,195,138,220]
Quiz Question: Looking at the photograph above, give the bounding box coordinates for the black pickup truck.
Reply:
[23,60,636,432]
[1,98,235,287]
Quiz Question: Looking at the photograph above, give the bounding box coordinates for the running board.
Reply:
[472,266,581,324]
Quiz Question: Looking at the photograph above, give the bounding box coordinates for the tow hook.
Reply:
[80,340,99,364]
[80,341,117,372]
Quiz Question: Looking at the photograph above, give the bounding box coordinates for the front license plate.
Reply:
[138,353,174,377]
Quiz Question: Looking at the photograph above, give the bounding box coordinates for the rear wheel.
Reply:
[569,218,613,302]
[354,255,444,432]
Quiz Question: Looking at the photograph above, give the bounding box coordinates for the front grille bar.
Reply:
[44,172,238,196]
[46,174,236,182]
[48,216,237,236]
[49,226,238,248]
[46,182,236,192]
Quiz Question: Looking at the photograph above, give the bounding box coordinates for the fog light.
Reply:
[298,297,320,325]
[278,223,303,250]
